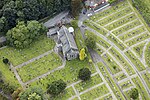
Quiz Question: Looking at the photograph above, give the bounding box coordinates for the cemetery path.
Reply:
[103,12,134,27]
[142,41,149,67]
[96,6,130,22]
[23,56,66,86]
[85,25,150,96]
[15,50,53,69]
[122,86,135,92]
[94,93,110,100]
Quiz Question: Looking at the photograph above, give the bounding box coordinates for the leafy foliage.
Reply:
[133,0,150,25]
[0,0,71,34]
[47,79,67,96]
[19,87,45,100]
[130,88,139,99]
[78,68,91,81]
[79,48,87,60]
[85,33,96,49]
[71,0,82,17]
[108,0,119,4]
[6,20,47,49]
[2,58,9,64]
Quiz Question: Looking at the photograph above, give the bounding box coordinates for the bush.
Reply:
[2,58,9,64]
[130,88,139,99]
[78,68,91,81]
[85,34,96,49]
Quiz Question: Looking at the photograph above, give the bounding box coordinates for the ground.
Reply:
[0,0,150,100]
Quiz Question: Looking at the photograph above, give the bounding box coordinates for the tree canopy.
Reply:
[0,0,71,35]
[130,88,139,99]
[78,68,91,81]
[47,79,67,96]
[85,33,96,49]
[6,20,47,49]
[19,87,46,100]
[79,48,87,60]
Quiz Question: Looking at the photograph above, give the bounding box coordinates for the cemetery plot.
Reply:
[0,60,20,87]
[112,20,141,36]
[97,62,125,100]
[90,1,129,21]
[85,30,111,49]
[102,53,122,74]
[80,84,109,100]
[84,20,108,36]
[71,97,79,100]
[51,87,75,100]
[105,13,137,31]
[99,94,113,100]
[97,7,133,26]
[142,72,150,89]
[132,42,146,58]
[125,50,145,71]
[17,52,62,82]
[108,34,126,50]
[115,73,127,81]
[95,45,104,55]
[132,77,149,99]
[119,26,146,41]
[119,80,133,90]
[29,59,96,91]
[125,32,150,46]
[74,74,103,93]
[109,48,135,75]
[0,36,55,66]
[145,42,150,67]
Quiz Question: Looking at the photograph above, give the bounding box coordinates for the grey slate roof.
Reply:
[58,26,78,56]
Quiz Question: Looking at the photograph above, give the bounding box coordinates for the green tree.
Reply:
[79,48,87,60]
[108,0,118,4]
[78,68,91,81]
[2,58,9,64]
[47,79,67,96]
[130,88,139,99]
[71,0,82,17]
[85,34,96,49]
[19,87,46,100]
[6,20,46,49]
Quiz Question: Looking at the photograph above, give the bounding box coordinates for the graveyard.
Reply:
[0,0,150,100]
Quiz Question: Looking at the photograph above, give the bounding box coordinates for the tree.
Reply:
[108,0,118,4]
[2,57,9,64]
[47,79,67,96]
[71,0,82,17]
[85,34,96,49]
[79,48,87,60]
[78,68,91,81]
[11,87,23,100]
[6,20,47,49]
[130,88,139,99]
[19,87,46,100]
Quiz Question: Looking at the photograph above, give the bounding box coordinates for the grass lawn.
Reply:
[132,42,146,58]
[142,72,150,89]
[99,94,113,100]
[0,36,55,66]
[85,30,111,49]
[119,80,133,90]
[102,53,122,75]
[80,84,109,100]
[112,20,141,36]
[90,1,129,21]
[84,20,108,36]
[97,7,133,26]
[125,50,145,71]
[145,42,150,67]
[125,33,150,46]
[132,77,149,99]
[109,48,135,75]
[29,59,96,91]
[119,26,146,41]
[108,34,126,50]
[17,52,62,82]
[50,87,76,100]
[74,74,103,93]
[97,62,125,100]
[115,73,127,81]
[105,13,137,31]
